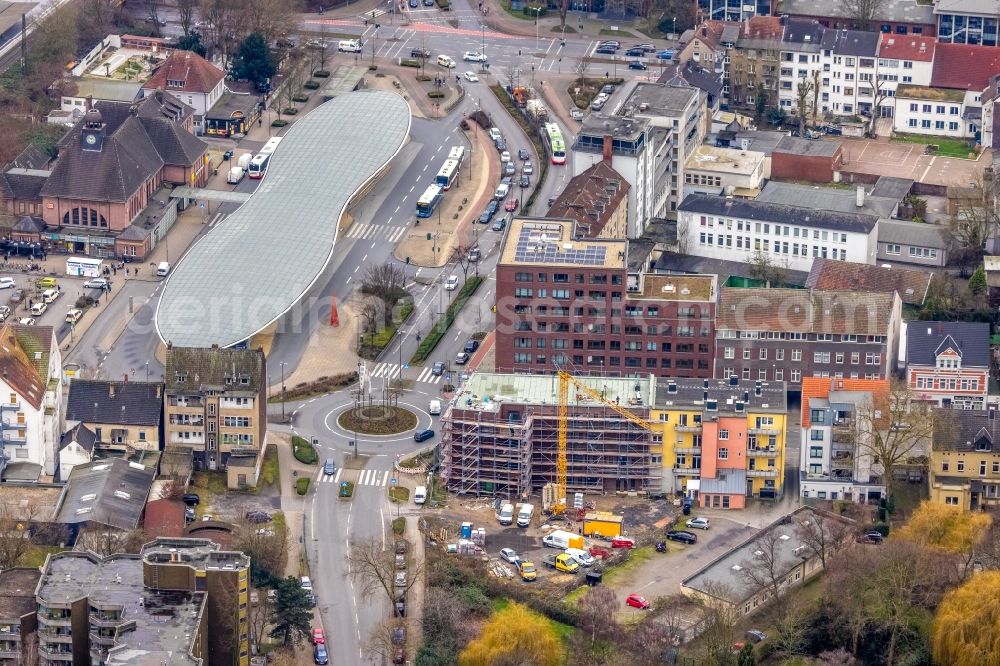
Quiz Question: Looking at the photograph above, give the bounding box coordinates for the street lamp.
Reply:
[529,6,541,51]
[279,361,288,421]
[397,329,403,383]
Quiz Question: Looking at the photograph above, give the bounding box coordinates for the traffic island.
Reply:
[338,480,355,500]
[337,405,417,435]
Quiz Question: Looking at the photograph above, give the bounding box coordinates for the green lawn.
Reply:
[389,486,410,502]
[892,133,976,159]
[599,28,636,38]
[258,444,279,489]
[601,546,654,586]
[18,545,64,568]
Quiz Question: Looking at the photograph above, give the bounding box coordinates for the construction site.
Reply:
[440,373,661,500]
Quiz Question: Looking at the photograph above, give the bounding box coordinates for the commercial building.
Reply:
[142,50,226,135]
[35,537,249,665]
[0,568,40,663]
[652,376,788,506]
[681,506,853,618]
[935,0,1000,45]
[930,409,1000,509]
[54,457,155,531]
[714,287,902,390]
[769,136,844,183]
[495,217,716,377]
[904,321,990,408]
[805,257,932,307]
[0,324,63,481]
[683,145,766,197]
[164,346,266,488]
[65,380,163,454]
[546,160,630,239]
[799,377,889,502]
[775,0,936,37]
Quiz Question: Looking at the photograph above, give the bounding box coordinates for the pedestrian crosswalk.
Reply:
[415,367,443,384]
[344,223,407,242]
[314,468,391,487]
[369,362,401,380]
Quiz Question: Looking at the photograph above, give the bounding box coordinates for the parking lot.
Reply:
[839,136,988,187]
[0,271,110,335]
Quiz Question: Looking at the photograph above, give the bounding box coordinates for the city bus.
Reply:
[415,184,444,218]
[543,123,567,165]
[247,136,283,179]
[435,160,460,190]
[447,146,466,169]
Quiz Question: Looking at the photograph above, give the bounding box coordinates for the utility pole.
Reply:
[279,361,287,420]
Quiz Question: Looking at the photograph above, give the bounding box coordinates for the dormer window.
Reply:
[975,428,993,452]
[167,79,185,88]
[175,372,187,383]
[936,357,961,370]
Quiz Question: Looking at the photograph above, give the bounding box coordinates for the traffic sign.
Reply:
[391,477,397,486]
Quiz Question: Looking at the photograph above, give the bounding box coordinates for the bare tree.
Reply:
[248,591,275,655]
[358,295,383,348]
[852,380,937,498]
[0,503,39,569]
[361,263,408,323]
[76,521,148,558]
[769,601,810,659]
[177,0,199,35]
[276,51,304,121]
[366,619,405,662]
[740,530,792,620]
[811,69,821,126]
[947,173,999,275]
[868,75,889,136]
[694,582,741,665]
[449,244,475,282]
[232,508,288,579]
[794,508,853,570]
[578,586,618,644]
[795,75,814,137]
[842,0,885,31]
[346,536,423,606]
[145,0,163,37]
[747,249,787,287]
[574,57,587,90]
[244,0,302,42]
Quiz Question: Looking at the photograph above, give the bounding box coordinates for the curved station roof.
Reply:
[155,90,411,347]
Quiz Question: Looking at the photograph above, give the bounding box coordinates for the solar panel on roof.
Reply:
[512,225,607,265]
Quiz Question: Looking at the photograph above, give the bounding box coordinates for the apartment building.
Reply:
[799,377,889,502]
[876,34,935,118]
[141,50,225,135]
[714,287,902,390]
[893,85,972,137]
[652,377,788,507]
[164,345,266,488]
[821,29,882,117]
[440,373,659,498]
[495,217,716,378]
[571,82,702,233]
[0,568,39,664]
[546,160,630,239]
[930,408,1000,509]
[65,380,163,453]
[0,324,62,480]
[905,321,990,408]
[777,18,826,113]
[728,17,785,112]
[682,144,766,196]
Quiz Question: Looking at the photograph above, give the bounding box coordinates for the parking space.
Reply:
[0,272,111,334]
[839,137,988,187]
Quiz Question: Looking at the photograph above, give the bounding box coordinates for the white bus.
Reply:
[447,146,465,169]
[435,159,460,190]
[247,136,283,179]
[415,184,444,218]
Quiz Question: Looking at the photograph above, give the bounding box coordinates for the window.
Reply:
[942,460,950,472]
[811,429,824,441]
[810,446,823,458]
[792,350,802,361]
[759,348,767,360]
[885,243,901,255]
[718,448,729,459]
[958,460,965,472]
[719,429,729,440]
[791,370,801,382]
[724,347,735,359]
[945,496,959,505]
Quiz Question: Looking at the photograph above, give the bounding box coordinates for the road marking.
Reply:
[423,164,429,171]
[380,507,386,551]
[395,205,400,213]
[315,467,323,482]
[409,185,415,192]
[362,254,368,263]
[346,276,352,284]
[334,468,343,484]
[354,265,359,273]
[371,241,377,249]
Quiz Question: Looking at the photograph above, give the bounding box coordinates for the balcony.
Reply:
[675,446,702,455]
[0,627,19,640]
[674,424,702,433]
[746,468,779,478]
[832,431,854,444]
[0,400,18,412]
[748,426,780,436]
[89,630,117,647]
[831,440,854,452]
[38,613,71,627]
[38,644,74,660]
[39,629,72,644]
[0,646,19,659]
[747,447,780,458]
[673,466,701,476]
[88,611,123,628]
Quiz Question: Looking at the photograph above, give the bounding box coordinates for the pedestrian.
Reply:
[112,266,116,275]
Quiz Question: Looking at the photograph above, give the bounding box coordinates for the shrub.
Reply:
[416,74,432,82]
[313,70,330,77]
[282,107,298,115]
[292,93,309,103]
[400,58,420,68]
[392,517,406,535]
[368,65,378,71]
[412,277,483,362]
[292,435,318,464]
[428,90,445,99]
[295,478,310,495]
[436,0,450,8]
[271,119,289,127]
[303,80,320,89]
[339,481,355,498]
[522,4,546,16]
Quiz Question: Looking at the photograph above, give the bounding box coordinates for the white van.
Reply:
[429,399,442,415]
[497,503,514,525]
[437,55,456,68]
[516,503,534,528]
[41,288,59,304]
[338,39,362,52]
[494,183,510,200]
[414,486,427,504]
[156,262,170,277]
[29,302,46,316]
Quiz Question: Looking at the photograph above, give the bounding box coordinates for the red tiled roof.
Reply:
[800,377,889,428]
[546,161,630,238]
[879,34,935,62]
[144,498,185,537]
[0,324,46,410]
[744,16,783,40]
[805,258,932,306]
[931,42,1000,91]
[143,50,224,95]
[693,21,727,49]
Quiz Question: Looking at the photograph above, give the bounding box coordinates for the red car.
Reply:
[626,593,650,609]
[611,536,635,549]
[504,197,519,212]
[312,628,325,645]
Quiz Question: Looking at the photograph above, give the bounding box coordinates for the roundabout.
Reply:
[337,404,417,435]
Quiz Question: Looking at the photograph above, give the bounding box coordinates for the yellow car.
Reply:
[35,277,57,289]
[519,561,536,581]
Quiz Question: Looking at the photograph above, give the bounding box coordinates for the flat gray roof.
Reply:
[156,90,411,347]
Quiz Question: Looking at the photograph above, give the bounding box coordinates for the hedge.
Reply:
[411,276,483,363]
[400,58,420,68]
[339,481,355,498]
[295,478,310,495]
[359,301,414,360]
[313,70,330,77]
[292,435,318,464]
[428,90,445,99]
[282,108,298,115]
[292,93,309,102]
[271,119,289,127]
[304,80,320,89]
[436,0,450,8]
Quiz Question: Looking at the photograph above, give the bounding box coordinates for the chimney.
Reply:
[856,185,865,208]
[602,135,613,162]
[156,384,162,399]
[109,384,115,399]
[85,95,93,111]
[702,26,708,37]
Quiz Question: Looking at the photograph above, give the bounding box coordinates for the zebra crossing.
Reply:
[314,467,391,487]
[368,362,443,384]
[343,223,407,242]
[415,367,443,384]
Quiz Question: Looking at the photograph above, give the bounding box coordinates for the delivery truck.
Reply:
[237,152,252,169]
[542,529,583,550]
[542,553,579,573]
[227,166,245,184]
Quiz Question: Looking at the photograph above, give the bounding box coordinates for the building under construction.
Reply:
[441,373,659,499]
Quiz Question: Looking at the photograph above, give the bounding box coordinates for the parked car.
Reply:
[632,43,655,52]
[624,48,645,56]
[492,216,508,232]
[10,289,23,304]
[410,47,431,58]
[595,46,616,55]
[626,593,650,609]
[454,351,470,365]
[314,644,329,665]
[628,60,647,70]
[413,429,434,443]
[570,108,584,121]
[522,161,533,175]
[463,51,487,62]
[500,150,511,163]
[394,596,406,617]
[464,339,480,353]
[394,571,407,588]
[500,548,520,564]
[495,137,507,151]
[505,198,519,212]
[444,275,459,290]
[746,630,767,644]
[395,540,408,555]
[601,84,615,94]
[16,317,34,326]
[656,49,675,60]
[65,309,83,325]
[504,161,516,176]
[611,536,636,549]
[312,628,325,645]
[478,208,493,224]
[182,494,200,506]
[598,40,620,48]
[463,71,479,82]
[0,277,13,289]
[518,148,530,160]
[431,361,446,376]
[84,277,108,289]
[0,305,11,322]
[858,530,884,544]
[666,529,698,544]
[686,517,711,530]
[488,127,502,142]
[408,0,418,7]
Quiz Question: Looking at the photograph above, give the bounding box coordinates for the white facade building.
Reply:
[875,34,935,117]
[778,19,825,113]
[683,145,766,196]
[892,85,973,137]
[0,325,63,479]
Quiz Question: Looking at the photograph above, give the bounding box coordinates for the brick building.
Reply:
[495,217,717,377]
[714,287,902,390]
[770,136,844,183]
[905,321,990,409]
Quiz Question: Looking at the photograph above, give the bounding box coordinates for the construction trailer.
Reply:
[440,373,659,498]
[582,511,624,538]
